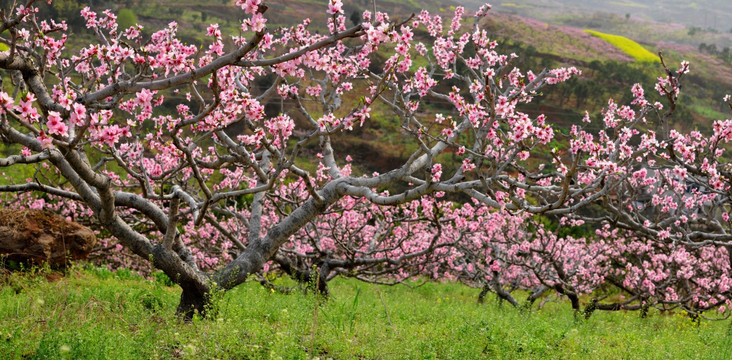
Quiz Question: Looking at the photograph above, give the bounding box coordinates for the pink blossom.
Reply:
[237,0,261,14]
[327,0,343,15]
[431,163,442,182]
[46,111,68,137]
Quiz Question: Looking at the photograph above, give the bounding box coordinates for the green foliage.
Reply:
[0,268,729,359]
[585,30,660,63]
[47,0,85,31]
[137,290,164,312]
[153,270,175,287]
[84,265,115,280]
[117,9,138,30]
[113,267,137,281]
[322,287,361,334]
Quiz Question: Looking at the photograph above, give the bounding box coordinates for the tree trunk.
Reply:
[568,293,580,311]
[554,284,580,311]
[177,281,210,320]
[477,283,490,304]
[150,244,213,320]
[525,285,548,308]
[274,254,331,296]
[491,274,519,307]
[316,261,330,297]
[583,298,597,319]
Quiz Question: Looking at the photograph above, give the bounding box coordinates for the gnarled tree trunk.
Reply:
[275,254,332,296]
[177,281,210,319]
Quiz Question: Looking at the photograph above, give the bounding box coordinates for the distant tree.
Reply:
[722,47,731,63]
[117,8,138,30]
[573,80,589,108]
[350,9,361,26]
[49,0,85,31]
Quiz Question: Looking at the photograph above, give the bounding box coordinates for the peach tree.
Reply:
[0,0,729,319]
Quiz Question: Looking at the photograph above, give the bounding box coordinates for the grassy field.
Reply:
[1,266,730,359]
[585,30,660,63]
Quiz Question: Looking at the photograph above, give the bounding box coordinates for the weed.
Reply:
[153,271,175,287]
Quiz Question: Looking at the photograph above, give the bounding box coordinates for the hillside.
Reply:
[15,0,732,175]
[459,0,732,36]
[476,11,732,130]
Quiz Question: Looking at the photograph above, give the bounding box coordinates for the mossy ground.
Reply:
[1,265,730,359]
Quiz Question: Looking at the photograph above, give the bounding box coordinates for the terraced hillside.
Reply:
[22,0,732,175]
[460,0,732,37]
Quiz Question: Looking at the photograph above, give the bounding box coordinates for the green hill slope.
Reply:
[25,1,732,175]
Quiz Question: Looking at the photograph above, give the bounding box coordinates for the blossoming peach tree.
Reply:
[0,0,730,319]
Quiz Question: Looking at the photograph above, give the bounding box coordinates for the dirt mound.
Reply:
[0,209,96,267]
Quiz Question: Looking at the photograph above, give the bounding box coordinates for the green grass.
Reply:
[1,266,730,359]
[690,103,728,121]
[585,30,660,63]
